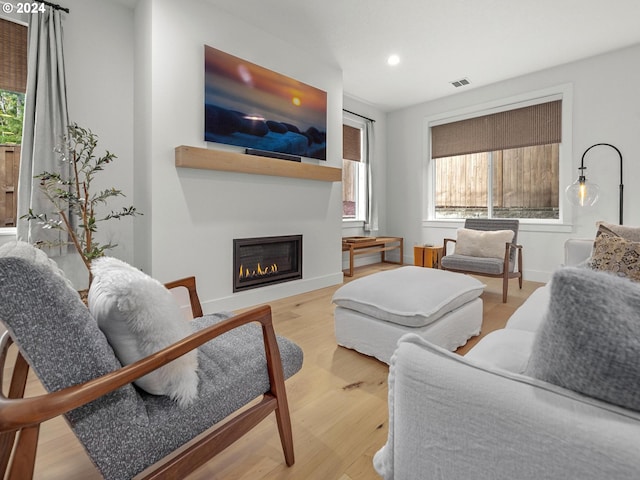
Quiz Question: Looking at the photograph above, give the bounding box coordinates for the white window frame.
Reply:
[423,84,574,233]
[342,115,367,224]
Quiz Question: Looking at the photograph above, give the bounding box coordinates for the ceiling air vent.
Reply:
[450,77,471,88]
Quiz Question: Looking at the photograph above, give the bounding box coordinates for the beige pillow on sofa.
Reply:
[597,222,640,242]
[591,225,640,282]
[455,228,514,259]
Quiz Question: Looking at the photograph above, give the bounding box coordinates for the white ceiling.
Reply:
[121,0,640,112]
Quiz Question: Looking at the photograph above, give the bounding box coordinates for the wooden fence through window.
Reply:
[435,144,559,209]
[0,145,20,227]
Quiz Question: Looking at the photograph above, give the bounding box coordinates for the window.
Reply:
[0,17,27,229]
[431,99,561,220]
[342,120,366,220]
[434,145,559,219]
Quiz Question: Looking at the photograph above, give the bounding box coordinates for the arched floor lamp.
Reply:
[565,143,624,225]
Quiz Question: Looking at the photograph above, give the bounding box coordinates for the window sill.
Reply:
[422,219,573,233]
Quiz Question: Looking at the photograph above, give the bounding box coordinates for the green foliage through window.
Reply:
[0,90,24,144]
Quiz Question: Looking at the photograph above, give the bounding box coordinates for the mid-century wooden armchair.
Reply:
[441,218,523,303]
[0,256,303,479]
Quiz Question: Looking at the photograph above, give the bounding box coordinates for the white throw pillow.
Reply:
[88,257,198,406]
[455,228,514,259]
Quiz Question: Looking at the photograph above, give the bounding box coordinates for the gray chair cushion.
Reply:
[0,257,148,477]
[134,313,303,479]
[0,257,303,480]
[440,254,505,275]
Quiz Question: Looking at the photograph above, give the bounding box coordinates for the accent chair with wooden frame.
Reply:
[0,256,303,479]
[441,218,523,303]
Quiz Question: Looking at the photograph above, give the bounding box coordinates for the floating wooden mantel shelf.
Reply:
[175,145,342,182]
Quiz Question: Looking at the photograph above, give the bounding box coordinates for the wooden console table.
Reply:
[342,236,404,277]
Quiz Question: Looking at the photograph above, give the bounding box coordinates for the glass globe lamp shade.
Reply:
[565,177,600,207]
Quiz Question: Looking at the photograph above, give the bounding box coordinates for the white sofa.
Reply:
[373,238,640,479]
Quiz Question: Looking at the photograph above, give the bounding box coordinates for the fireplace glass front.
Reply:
[233,235,302,292]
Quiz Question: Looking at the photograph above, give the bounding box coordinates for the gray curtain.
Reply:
[363,119,379,232]
[17,6,69,249]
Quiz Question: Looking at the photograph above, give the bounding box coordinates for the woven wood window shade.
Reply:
[343,124,361,161]
[431,100,561,159]
[0,18,28,93]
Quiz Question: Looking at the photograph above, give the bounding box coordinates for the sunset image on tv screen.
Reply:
[204,45,327,160]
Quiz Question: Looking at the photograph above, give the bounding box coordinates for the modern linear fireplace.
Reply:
[233,235,302,292]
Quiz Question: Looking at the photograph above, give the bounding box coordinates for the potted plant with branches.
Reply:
[22,123,141,286]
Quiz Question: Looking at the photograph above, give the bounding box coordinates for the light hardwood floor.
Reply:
[10,264,544,479]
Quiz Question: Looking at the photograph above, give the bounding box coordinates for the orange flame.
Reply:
[238,263,279,280]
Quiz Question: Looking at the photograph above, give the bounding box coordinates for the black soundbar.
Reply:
[245,148,301,162]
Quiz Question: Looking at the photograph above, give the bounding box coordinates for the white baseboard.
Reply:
[201,272,344,313]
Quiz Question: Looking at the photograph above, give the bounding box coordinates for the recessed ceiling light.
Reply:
[387,54,400,66]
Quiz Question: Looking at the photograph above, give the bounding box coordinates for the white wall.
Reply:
[61,0,135,289]
[387,44,640,282]
[137,0,344,311]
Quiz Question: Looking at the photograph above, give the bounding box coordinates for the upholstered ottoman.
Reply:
[332,266,484,364]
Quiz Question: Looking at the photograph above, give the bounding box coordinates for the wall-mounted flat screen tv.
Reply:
[204,45,327,161]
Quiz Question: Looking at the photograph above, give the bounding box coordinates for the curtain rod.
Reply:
[36,0,70,13]
[343,109,376,123]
